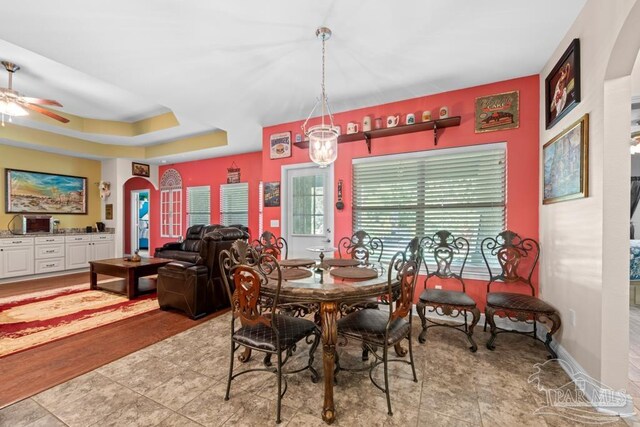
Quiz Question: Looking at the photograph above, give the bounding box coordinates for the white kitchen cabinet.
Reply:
[90,234,114,261]
[64,234,115,269]
[35,235,65,273]
[65,235,91,269]
[0,237,35,278]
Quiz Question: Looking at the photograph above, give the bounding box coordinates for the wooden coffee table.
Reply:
[89,257,172,299]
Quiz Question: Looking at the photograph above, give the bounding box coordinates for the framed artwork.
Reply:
[474,91,519,133]
[105,203,113,220]
[132,162,150,177]
[543,114,589,204]
[5,168,87,214]
[227,162,240,183]
[264,182,281,207]
[545,38,580,129]
[269,132,292,159]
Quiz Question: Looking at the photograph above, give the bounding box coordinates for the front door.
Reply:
[283,164,334,259]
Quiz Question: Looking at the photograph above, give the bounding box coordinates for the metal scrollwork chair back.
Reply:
[219,240,320,424]
[480,230,561,359]
[335,251,418,417]
[416,231,480,352]
[338,230,383,264]
[481,230,539,295]
[253,230,288,260]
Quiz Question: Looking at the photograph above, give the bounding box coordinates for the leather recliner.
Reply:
[157,226,249,319]
[154,224,218,263]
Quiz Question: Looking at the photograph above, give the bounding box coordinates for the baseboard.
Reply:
[532,328,635,418]
[0,268,88,285]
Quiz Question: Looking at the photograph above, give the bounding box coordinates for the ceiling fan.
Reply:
[0,60,69,126]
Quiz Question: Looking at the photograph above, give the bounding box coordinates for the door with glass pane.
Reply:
[284,165,334,259]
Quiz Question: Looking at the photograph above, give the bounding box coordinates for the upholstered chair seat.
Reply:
[486,292,557,313]
[337,309,411,346]
[233,313,318,352]
[420,288,476,307]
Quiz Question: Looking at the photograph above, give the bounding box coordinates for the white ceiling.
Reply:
[0,0,587,162]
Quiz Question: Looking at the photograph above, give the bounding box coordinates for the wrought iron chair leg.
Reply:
[542,312,562,359]
[463,310,468,333]
[276,350,283,424]
[264,353,273,367]
[225,341,235,400]
[483,316,488,332]
[417,301,428,343]
[362,344,369,361]
[408,333,418,382]
[383,345,392,416]
[485,306,498,350]
[467,307,480,353]
[308,331,320,383]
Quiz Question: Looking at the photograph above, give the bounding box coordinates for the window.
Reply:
[352,144,506,272]
[220,182,249,226]
[186,186,211,227]
[292,174,324,235]
[160,189,182,238]
[160,168,183,238]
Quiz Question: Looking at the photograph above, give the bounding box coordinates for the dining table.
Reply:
[261,264,400,424]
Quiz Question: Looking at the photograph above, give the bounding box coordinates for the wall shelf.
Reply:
[294,116,461,153]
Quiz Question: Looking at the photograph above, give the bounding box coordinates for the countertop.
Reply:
[0,231,115,239]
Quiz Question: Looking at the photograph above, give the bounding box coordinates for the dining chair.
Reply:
[337,230,383,264]
[481,230,561,358]
[417,231,480,352]
[219,240,320,423]
[335,251,419,416]
[252,230,288,260]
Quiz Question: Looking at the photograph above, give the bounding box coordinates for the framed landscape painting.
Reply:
[5,169,87,214]
[543,114,589,204]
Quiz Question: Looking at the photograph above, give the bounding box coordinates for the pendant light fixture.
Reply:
[302,27,338,168]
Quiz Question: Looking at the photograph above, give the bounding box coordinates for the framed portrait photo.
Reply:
[132,162,150,177]
[269,132,292,159]
[543,114,589,204]
[545,38,580,129]
[263,182,281,207]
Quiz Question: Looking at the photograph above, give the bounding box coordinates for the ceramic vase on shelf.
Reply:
[347,122,359,134]
[422,110,432,122]
[439,106,449,119]
[374,117,383,129]
[386,115,399,128]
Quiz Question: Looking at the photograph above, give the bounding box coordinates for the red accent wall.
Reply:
[123,177,157,255]
[155,151,263,249]
[261,75,540,308]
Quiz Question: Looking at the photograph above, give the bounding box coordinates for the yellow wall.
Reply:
[0,144,102,230]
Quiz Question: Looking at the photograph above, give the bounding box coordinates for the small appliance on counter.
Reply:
[86,226,93,233]
[52,218,60,233]
[96,222,106,232]
[9,214,55,234]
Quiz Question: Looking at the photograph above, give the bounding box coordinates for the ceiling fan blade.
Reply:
[23,103,70,123]
[21,97,63,107]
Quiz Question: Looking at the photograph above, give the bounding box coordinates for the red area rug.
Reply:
[0,280,158,358]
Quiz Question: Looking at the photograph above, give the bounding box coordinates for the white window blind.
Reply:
[220,182,249,227]
[186,186,211,227]
[352,144,506,271]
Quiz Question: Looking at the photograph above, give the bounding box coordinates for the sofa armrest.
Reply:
[157,242,182,252]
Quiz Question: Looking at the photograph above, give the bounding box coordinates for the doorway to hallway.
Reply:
[131,190,150,257]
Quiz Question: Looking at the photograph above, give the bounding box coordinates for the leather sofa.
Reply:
[156,225,249,319]
[154,224,217,263]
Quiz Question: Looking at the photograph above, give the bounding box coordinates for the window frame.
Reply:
[186,185,211,228]
[352,142,506,280]
[220,182,249,227]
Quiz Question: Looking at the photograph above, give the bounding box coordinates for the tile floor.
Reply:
[0,313,632,427]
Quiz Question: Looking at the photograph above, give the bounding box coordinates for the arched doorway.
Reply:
[123,177,157,257]
[601,0,640,410]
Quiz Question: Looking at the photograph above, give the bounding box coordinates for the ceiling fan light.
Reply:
[0,100,28,117]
